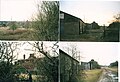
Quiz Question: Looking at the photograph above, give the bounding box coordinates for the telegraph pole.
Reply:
[78,51,80,62]
[84,15,85,23]
[0,0,1,20]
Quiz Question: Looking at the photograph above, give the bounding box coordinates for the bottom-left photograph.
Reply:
[0,41,59,82]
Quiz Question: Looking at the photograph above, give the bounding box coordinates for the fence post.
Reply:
[29,72,32,82]
[103,24,106,38]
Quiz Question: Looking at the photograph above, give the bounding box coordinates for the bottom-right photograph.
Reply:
[59,42,118,82]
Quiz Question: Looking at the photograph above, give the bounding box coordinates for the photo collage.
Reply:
[0,0,119,82]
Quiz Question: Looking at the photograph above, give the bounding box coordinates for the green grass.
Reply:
[60,33,102,41]
[60,28,119,42]
[60,28,104,41]
[84,69,102,82]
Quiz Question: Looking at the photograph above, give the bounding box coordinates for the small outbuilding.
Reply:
[60,11,86,36]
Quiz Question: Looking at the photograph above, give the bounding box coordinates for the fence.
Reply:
[103,27,119,41]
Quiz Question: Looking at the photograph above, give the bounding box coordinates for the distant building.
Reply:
[81,62,90,70]
[86,21,100,29]
[16,54,39,72]
[81,59,101,70]
[0,21,9,27]
[91,21,100,29]
[85,23,92,30]
[0,21,32,28]
[60,11,86,36]
[104,22,119,42]
[16,53,58,74]
[107,22,119,30]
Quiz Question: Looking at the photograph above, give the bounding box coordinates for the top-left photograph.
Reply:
[0,0,59,41]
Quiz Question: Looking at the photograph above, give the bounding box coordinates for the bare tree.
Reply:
[0,42,19,82]
[32,1,59,40]
[61,43,85,82]
[28,41,59,82]
[9,21,17,32]
[113,14,120,22]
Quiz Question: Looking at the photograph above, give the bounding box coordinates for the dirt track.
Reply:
[98,68,118,82]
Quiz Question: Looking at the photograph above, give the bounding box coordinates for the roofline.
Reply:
[60,10,85,23]
[81,62,90,63]
[59,49,79,63]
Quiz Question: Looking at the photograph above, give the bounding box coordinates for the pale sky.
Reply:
[0,0,40,21]
[12,41,58,60]
[60,0,120,26]
[0,0,59,21]
[59,42,119,66]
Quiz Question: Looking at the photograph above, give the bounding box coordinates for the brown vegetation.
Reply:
[0,27,35,40]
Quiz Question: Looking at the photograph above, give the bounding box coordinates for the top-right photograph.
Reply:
[60,1,120,42]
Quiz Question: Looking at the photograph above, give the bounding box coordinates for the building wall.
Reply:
[81,62,90,70]
[80,20,86,34]
[63,22,80,35]
[60,11,86,36]
[60,49,79,82]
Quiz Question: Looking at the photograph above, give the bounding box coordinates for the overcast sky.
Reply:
[0,0,39,21]
[1,0,120,25]
[0,0,59,21]
[60,0,120,26]
[59,42,119,66]
[13,41,58,60]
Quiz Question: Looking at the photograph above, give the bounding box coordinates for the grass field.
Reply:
[60,27,119,42]
[62,34,102,41]
[107,67,118,73]
[84,69,102,82]
[0,27,36,41]
[60,29,104,41]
